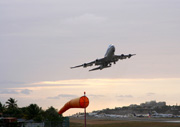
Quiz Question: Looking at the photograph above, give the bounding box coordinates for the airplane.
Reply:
[71,44,136,71]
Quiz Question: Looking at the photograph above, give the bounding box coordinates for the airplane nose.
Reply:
[112,45,115,51]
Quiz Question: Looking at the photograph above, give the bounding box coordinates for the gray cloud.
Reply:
[0,90,19,94]
[21,89,33,95]
[47,94,78,99]
[0,81,26,89]
[0,89,33,95]
[146,93,156,96]
[65,13,107,25]
[88,94,104,98]
[116,95,133,98]
[0,81,25,85]
[1,0,180,84]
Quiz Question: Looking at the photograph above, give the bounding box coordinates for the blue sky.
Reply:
[0,0,180,115]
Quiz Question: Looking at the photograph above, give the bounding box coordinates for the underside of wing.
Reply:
[71,57,107,69]
[70,61,95,69]
[94,57,106,65]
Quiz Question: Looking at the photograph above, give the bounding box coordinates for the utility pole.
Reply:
[84,91,86,127]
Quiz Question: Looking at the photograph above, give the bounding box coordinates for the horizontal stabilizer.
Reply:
[89,67,101,71]
[70,64,83,69]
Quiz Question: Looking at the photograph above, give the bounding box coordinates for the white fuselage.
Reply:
[104,44,115,60]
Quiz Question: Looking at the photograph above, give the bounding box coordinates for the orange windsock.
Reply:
[58,96,89,114]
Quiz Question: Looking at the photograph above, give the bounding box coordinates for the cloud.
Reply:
[0,90,19,94]
[0,81,25,85]
[88,94,104,98]
[0,89,33,95]
[32,78,180,86]
[116,95,133,98]
[65,13,107,24]
[21,89,32,95]
[0,81,26,89]
[146,92,156,96]
[21,78,180,91]
[47,94,78,100]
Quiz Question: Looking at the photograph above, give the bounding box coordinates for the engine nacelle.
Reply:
[95,59,99,65]
[100,65,103,70]
[83,63,87,68]
[128,54,132,58]
[120,54,124,59]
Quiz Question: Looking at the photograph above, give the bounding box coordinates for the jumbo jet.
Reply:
[71,44,136,71]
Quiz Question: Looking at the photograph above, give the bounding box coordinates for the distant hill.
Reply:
[91,101,180,116]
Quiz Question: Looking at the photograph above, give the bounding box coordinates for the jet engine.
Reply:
[128,54,132,58]
[100,65,103,70]
[120,54,125,59]
[95,59,99,65]
[83,63,87,68]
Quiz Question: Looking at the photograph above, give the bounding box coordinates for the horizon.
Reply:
[1,78,180,115]
[0,97,178,114]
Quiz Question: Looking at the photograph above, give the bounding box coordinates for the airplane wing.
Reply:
[114,54,136,60]
[71,57,106,69]
[70,61,95,69]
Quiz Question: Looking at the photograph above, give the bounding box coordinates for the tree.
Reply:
[0,102,5,116]
[24,104,43,122]
[5,98,20,117]
[6,98,18,109]
[44,106,62,121]
[0,102,5,112]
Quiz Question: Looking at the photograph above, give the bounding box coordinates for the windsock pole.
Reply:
[84,92,86,127]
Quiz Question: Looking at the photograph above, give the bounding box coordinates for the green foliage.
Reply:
[0,102,5,113]
[24,104,44,122]
[3,98,21,117]
[1,98,64,124]
[44,106,62,122]
[6,98,18,109]
[4,107,22,118]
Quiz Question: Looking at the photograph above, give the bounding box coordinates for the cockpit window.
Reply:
[108,44,113,49]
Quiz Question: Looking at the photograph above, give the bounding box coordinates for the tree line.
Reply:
[0,98,62,122]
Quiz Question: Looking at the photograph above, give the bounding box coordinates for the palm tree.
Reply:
[24,104,43,122]
[0,102,5,115]
[5,98,20,117]
[6,98,18,109]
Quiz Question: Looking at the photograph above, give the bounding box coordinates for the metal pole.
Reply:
[84,107,86,127]
[84,92,86,127]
